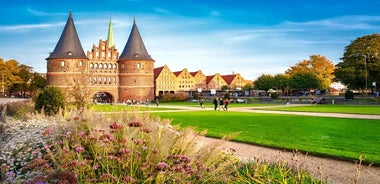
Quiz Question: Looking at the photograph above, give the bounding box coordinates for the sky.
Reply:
[1,0,380,80]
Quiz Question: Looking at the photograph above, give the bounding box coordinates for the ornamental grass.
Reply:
[1,110,239,183]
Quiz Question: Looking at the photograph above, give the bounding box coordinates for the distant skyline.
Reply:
[1,0,380,80]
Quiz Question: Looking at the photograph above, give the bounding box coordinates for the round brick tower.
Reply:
[117,19,154,102]
[46,11,88,90]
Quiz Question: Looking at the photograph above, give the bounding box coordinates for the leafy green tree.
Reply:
[35,86,65,116]
[29,73,46,94]
[289,72,320,91]
[335,34,380,90]
[273,74,290,94]
[253,74,274,91]
[286,55,335,90]
[10,64,33,95]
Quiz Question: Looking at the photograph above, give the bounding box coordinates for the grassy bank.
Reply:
[153,111,380,164]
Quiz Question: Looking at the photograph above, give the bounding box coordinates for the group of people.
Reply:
[211,97,229,111]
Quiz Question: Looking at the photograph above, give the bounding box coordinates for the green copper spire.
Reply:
[107,18,115,48]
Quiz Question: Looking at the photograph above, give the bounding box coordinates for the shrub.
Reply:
[270,92,279,99]
[345,89,354,99]
[161,92,189,102]
[35,86,65,116]
[6,100,34,121]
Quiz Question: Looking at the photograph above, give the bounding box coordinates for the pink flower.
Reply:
[78,131,85,136]
[75,146,84,152]
[155,162,169,171]
[109,122,123,130]
[43,128,53,136]
[93,163,99,170]
[128,121,143,127]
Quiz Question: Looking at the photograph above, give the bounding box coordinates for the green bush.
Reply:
[345,89,354,99]
[270,92,279,99]
[35,86,65,116]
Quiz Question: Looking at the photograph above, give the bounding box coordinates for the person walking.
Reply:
[213,98,218,110]
[199,98,205,109]
[224,99,229,111]
[155,97,160,107]
[219,98,224,111]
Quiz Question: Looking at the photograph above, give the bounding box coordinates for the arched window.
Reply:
[61,60,65,67]
[104,64,108,69]
[121,63,125,69]
[100,64,103,69]
[90,63,94,69]
[95,63,99,69]
[136,63,141,69]
[79,60,83,67]
[113,64,117,69]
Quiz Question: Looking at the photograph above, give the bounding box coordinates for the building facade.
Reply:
[46,11,154,103]
[46,11,250,103]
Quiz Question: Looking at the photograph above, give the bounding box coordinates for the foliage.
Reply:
[5,100,35,121]
[273,74,290,93]
[0,58,23,94]
[161,92,189,102]
[345,89,354,99]
[286,55,335,90]
[270,92,278,99]
[35,86,65,116]
[288,72,320,90]
[335,34,380,90]
[234,155,326,184]
[0,58,45,96]
[1,111,240,183]
[68,77,92,110]
[253,74,274,91]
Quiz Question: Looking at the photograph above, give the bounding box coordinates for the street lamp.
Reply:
[2,73,4,97]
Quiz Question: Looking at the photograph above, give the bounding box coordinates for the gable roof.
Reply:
[221,74,236,85]
[119,19,153,61]
[47,11,87,59]
[154,65,165,79]
[107,18,115,48]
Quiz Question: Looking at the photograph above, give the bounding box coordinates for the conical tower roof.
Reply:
[119,19,153,61]
[107,18,115,48]
[47,11,87,59]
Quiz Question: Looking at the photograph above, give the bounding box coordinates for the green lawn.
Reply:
[153,111,380,164]
[255,104,380,115]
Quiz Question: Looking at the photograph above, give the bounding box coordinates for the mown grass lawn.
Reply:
[153,111,380,164]
[255,104,380,115]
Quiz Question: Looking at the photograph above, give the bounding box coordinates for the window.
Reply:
[79,60,83,67]
[95,63,99,69]
[90,63,94,69]
[61,60,65,67]
[121,63,125,69]
[136,63,141,69]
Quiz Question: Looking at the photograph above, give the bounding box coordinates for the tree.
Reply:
[335,34,380,90]
[286,55,335,90]
[288,72,320,91]
[273,74,290,94]
[10,64,33,95]
[253,74,274,91]
[29,73,46,94]
[35,86,65,116]
[0,58,23,94]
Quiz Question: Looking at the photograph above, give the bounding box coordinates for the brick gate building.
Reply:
[46,11,154,103]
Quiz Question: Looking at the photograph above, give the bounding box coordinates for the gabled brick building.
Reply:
[46,11,154,103]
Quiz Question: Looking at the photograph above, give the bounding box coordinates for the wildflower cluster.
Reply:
[0,118,60,182]
[2,111,238,183]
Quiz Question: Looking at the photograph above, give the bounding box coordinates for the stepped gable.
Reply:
[47,11,87,59]
[119,18,153,61]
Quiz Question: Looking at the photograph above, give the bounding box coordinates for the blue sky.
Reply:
[1,0,380,80]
